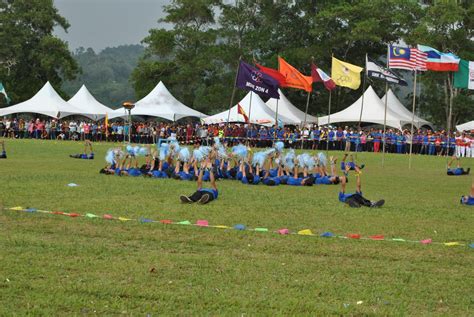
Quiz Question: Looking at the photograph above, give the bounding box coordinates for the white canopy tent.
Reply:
[203,91,293,125]
[265,89,318,124]
[67,85,114,120]
[456,121,474,132]
[0,81,86,119]
[318,86,411,130]
[381,89,433,129]
[109,81,207,121]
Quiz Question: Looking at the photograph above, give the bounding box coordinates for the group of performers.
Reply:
[98,139,384,207]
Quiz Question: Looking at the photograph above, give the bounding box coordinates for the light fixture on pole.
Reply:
[122,101,135,143]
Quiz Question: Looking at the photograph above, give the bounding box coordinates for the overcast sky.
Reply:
[53,0,169,52]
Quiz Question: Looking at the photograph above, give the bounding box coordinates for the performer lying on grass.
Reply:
[339,165,385,208]
[340,153,364,171]
[70,140,94,159]
[180,159,218,204]
[314,156,341,185]
[447,156,470,175]
[460,181,474,205]
[0,140,6,159]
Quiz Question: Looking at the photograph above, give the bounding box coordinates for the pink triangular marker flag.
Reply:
[278,229,289,235]
[420,239,432,245]
[196,220,209,227]
[370,235,384,240]
[103,214,114,220]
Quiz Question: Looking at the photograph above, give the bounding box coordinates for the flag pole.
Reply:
[446,71,454,166]
[357,55,367,130]
[273,98,279,145]
[227,56,241,124]
[326,90,332,154]
[409,70,417,169]
[382,81,389,167]
[301,91,310,149]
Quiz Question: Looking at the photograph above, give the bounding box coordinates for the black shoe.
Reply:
[180,195,193,203]
[371,199,385,208]
[360,164,365,169]
[198,193,210,204]
[347,199,361,208]
[466,168,470,175]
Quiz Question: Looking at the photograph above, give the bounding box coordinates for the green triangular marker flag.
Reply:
[254,228,269,232]
[0,83,11,104]
[177,220,191,225]
[85,213,99,218]
[392,238,406,242]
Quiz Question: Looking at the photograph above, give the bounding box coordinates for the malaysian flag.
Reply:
[388,45,427,71]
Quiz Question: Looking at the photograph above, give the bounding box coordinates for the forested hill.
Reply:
[62,44,144,108]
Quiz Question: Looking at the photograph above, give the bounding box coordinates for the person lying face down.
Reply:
[180,158,218,204]
[338,165,384,208]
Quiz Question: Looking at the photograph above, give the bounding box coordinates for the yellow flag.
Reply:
[331,57,363,89]
[105,113,109,137]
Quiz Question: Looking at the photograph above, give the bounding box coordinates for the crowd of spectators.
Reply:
[1,117,473,157]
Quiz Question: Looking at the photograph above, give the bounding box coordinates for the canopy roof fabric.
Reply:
[318,86,410,130]
[0,81,85,119]
[265,89,318,124]
[109,81,206,121]
[203,92,293,126]
[381,89,433,129]
[67,85,114,120]
[456,121,474,132]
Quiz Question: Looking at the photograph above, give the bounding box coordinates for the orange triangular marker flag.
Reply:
[278,57,312,92]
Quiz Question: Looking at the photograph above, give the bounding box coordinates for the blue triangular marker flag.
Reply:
[140,218,153,223]
[234,224,246,231]
[469,243,474,249]
[321,232,334,238]
[24,208,37,213]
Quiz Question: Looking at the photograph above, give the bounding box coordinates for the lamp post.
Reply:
[122,101,135,143]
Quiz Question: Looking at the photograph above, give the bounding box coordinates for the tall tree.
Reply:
[0,0,79,105]
[131,0,225,113]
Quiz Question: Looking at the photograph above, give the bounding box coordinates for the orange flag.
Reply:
[237,103,249,123]
[278,57,313,92]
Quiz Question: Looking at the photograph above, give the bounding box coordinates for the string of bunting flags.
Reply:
[5,206,473,250]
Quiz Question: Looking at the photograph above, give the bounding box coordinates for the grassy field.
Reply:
[0,138,473,315]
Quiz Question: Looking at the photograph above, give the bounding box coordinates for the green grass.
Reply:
[0,139,473,315]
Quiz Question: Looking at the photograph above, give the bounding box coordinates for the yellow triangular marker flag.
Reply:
[331,56,364,90]
[212,225,230,229]
[10,206,24,210]
[119,217,132,221]
[298,229,313,236]
[444,242,463,246]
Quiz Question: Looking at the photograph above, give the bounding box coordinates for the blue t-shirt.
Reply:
[341,161,356,171]
[263,177,280,186]
[448,168,464,175]
[200,188,218,199]
[339,191,362,202]
[315,176,332,185]
[287,177,302,186]
[242,175,260,184]
[128,168,142,177]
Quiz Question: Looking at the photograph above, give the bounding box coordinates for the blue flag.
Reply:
[236,60,280,99]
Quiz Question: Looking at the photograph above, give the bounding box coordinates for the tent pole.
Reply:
[382,82,389,168]
[409,70,417,169]
[248,92,253,146]
[326,90,332,154]
[301,91,311,150]
[227,57,241,124]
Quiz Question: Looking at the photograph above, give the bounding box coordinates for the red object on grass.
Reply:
[68,213,81,217]
[52,211,65,215]
[370,235,385,240]
[347,234,361,239]
[103,214,113,220]
[160,219,172,224]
